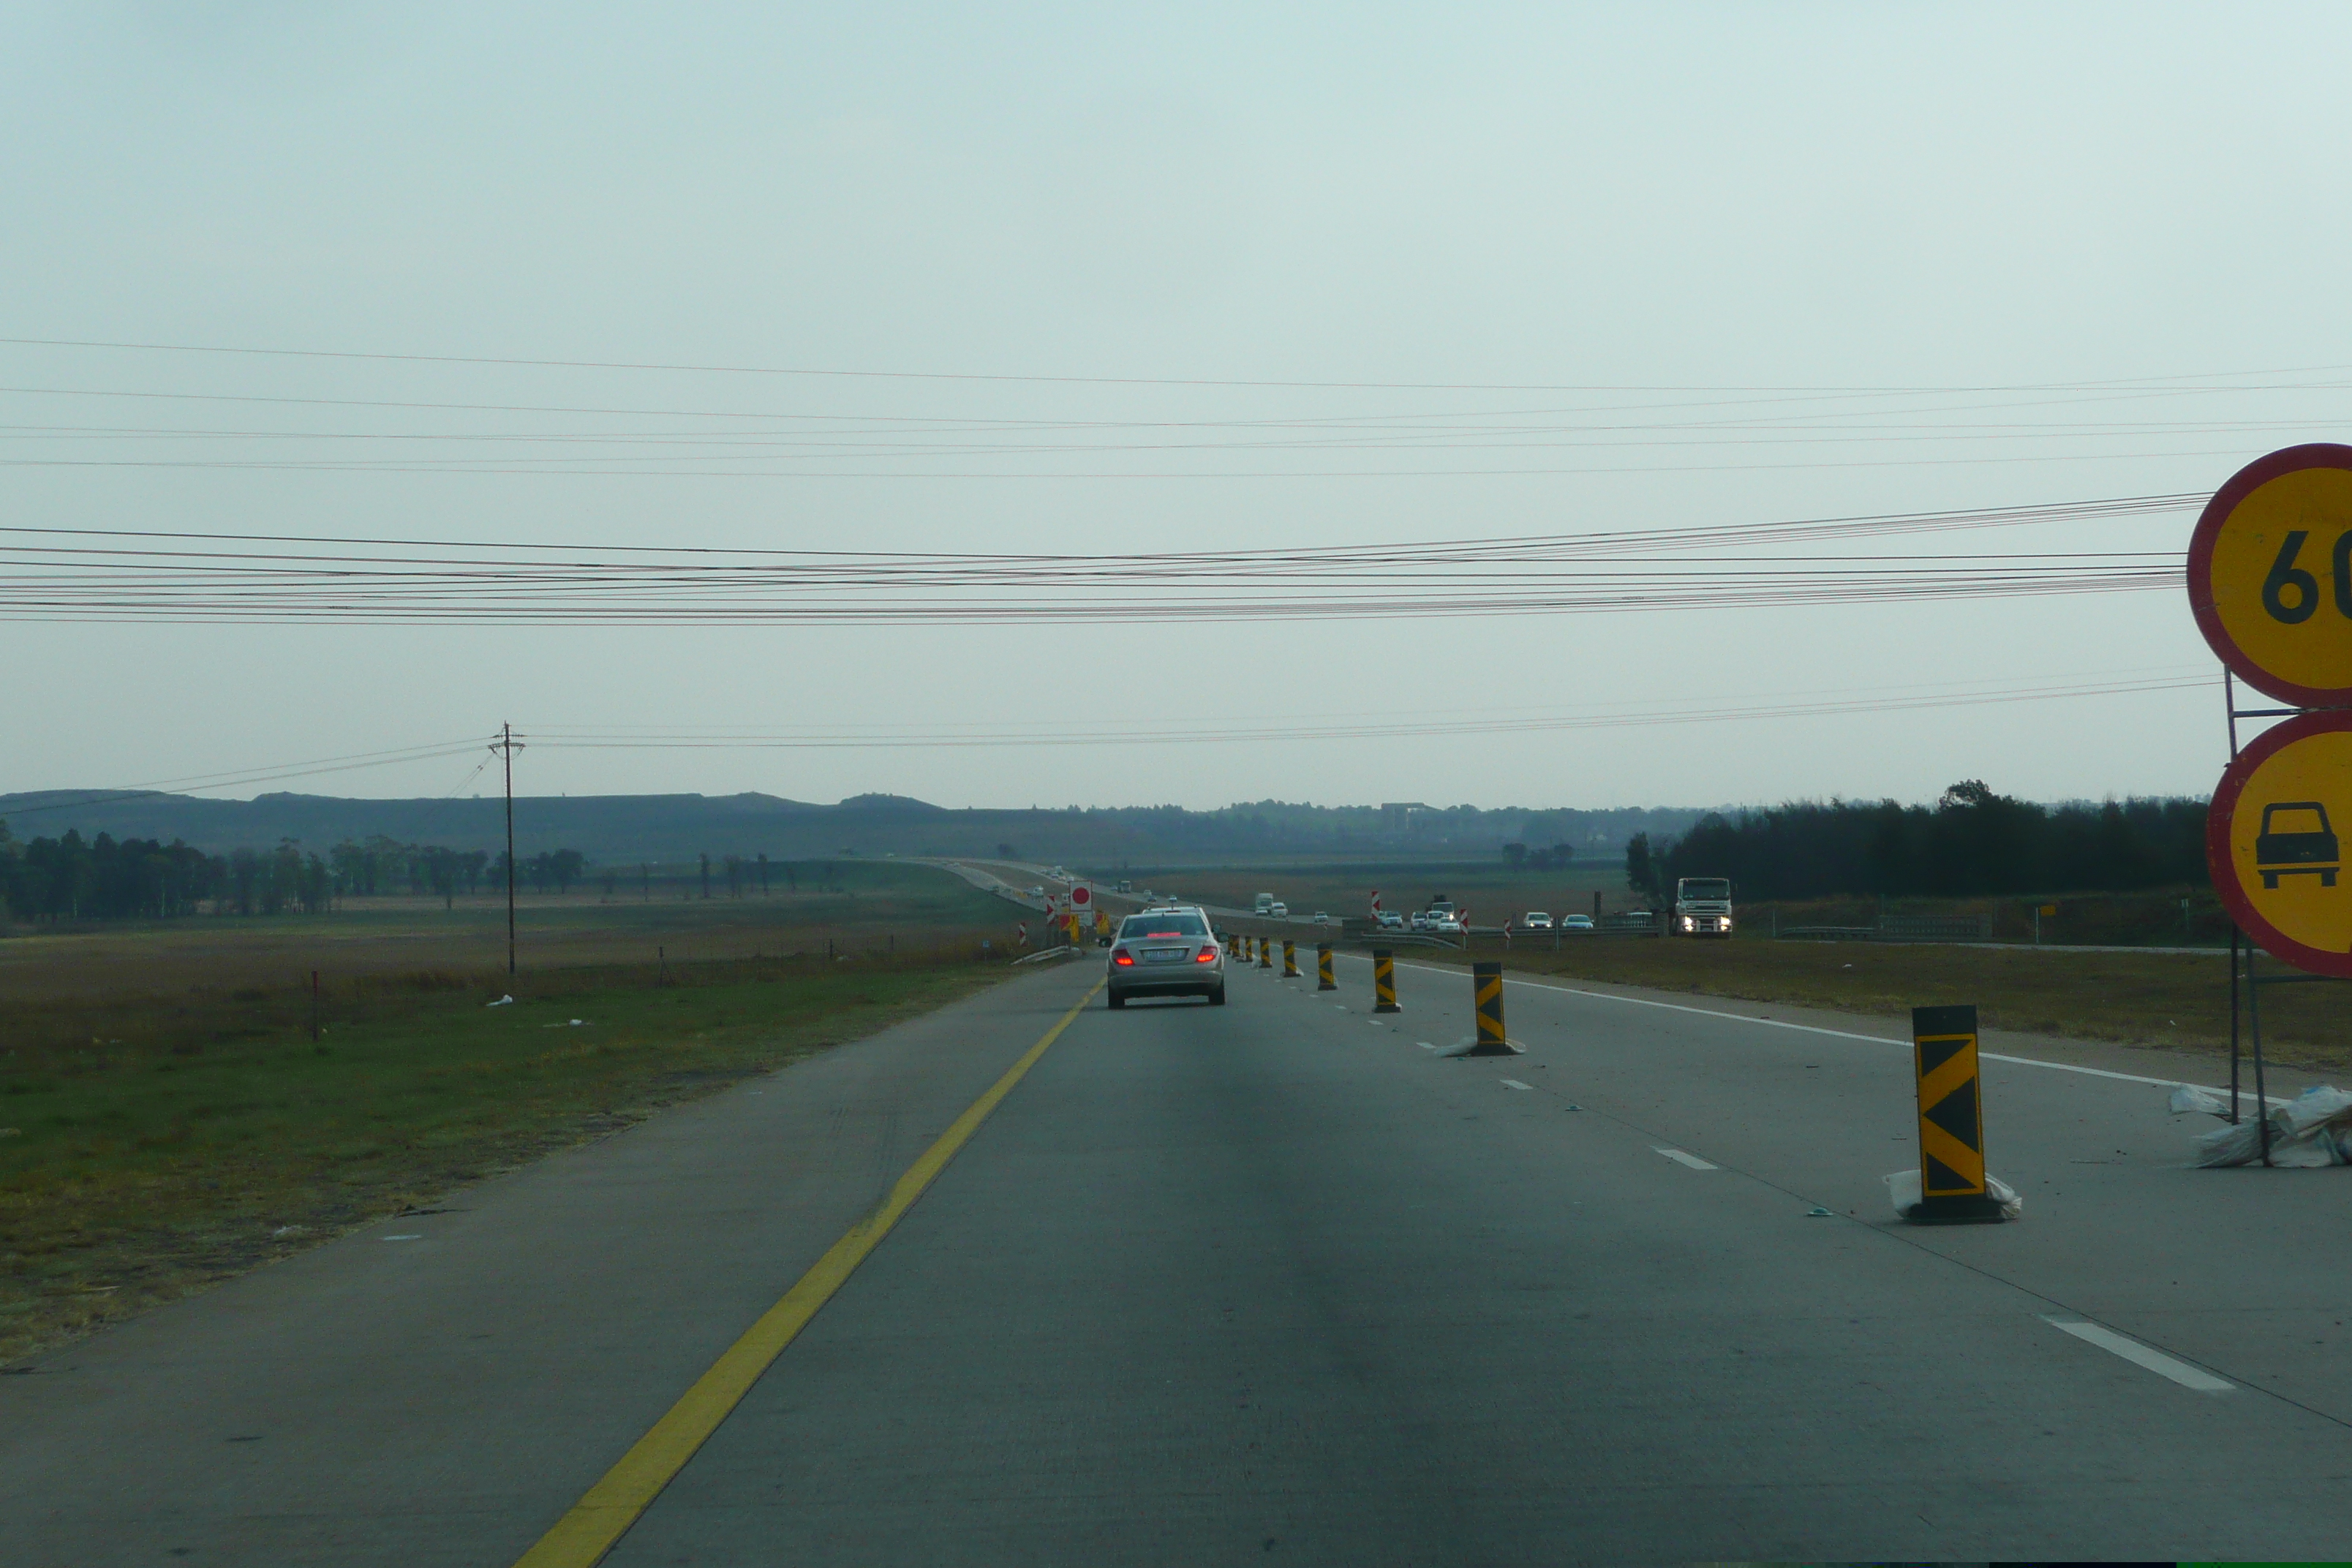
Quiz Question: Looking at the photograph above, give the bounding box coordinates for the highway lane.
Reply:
[603,953,2352,1564]
[9,948,2352,1563]
[1329,948,2352,1425]
[0,968,1105,1567]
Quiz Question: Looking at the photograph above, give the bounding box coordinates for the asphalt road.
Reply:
[7,949,2350,1564]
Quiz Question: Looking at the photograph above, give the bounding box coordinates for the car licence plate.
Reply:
[1142,947,1185,962]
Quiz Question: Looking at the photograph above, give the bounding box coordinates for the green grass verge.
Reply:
[0,953,1005,1365]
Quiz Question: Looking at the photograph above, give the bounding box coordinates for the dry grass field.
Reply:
[0,862,1028,1363]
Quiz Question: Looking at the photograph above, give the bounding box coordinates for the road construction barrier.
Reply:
[1316,943,1335,990]
[1906,1003,2005,1223]
[1461,960,1520,1055]
[1373,949,1400,1012]
[1258,936,1273,969]
[1282,940,1298,978]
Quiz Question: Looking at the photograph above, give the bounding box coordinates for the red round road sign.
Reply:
[2188,443,2352,706]
[1070,884,1090,906]
[2207,709,2352,978]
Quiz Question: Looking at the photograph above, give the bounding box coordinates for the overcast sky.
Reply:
[4,4,2345,813]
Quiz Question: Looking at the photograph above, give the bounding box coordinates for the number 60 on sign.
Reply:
[2189,443,2352,706]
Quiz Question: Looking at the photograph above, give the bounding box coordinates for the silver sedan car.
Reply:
[1106,906,1226,1007]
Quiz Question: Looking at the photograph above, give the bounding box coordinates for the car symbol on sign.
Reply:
[2256,800,2340,889]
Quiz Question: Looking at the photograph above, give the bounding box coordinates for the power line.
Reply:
[8,334,2352,394]
[0,493,2193,625]
[0,490,2199,559]
[0,737,495,818]
[523,671,2213,750]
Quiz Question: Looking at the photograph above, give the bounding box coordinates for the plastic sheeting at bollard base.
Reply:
[1885,1169,2022,1224]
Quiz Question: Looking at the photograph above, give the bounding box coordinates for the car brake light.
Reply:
[1195,946,1217,963]
[1113,950,1134,966]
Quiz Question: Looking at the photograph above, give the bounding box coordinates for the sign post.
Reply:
[2188,444,2352,1158]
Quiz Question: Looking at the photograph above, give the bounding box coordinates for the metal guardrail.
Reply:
[1597,912,1665,935]
[1777,916,1992,942]
[1877,914,1993,941]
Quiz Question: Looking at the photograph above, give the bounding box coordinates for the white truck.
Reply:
[1674,877,1733,937]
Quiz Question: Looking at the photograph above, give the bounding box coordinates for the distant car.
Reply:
[1116,880,1134,893]
[1523,911,1553,930]
[1269,901,1289,918]
[1561,914,1595,931]
[1377,911,1404,929]
[1311,912,1330,925]
[1028,885,1045,898]
[1107,906,1226,1008]
[1425,913,1464,935]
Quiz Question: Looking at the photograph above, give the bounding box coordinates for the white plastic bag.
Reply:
[2276,1085,2352,1138]
[2188,1085,2352,1166]
[2169,1085,2234,1117]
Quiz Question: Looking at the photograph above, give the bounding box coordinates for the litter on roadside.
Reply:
[1883,1169,2024,1220]
[485,995,515,1008]
[2174,1083,2352,1168]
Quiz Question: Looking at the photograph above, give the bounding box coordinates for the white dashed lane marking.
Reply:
[1500,1079,1532,1091]
[1653,1148,1717,1170]
[2043,1317,2233,1393]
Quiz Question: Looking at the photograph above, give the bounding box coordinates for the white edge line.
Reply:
[2042,1316,2234,1392]
[1331,951,2285,1105]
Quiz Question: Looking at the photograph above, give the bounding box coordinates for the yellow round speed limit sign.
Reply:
[2209,711,2352,978]
[2189,444,2352,706]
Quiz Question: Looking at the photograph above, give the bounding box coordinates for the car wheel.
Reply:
[1107,992,1125,1009]
[1208,985,1226,1006]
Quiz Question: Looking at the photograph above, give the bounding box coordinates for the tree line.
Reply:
[1622,782,2209,901]
[0,824,331,920]
[0,823,595,924]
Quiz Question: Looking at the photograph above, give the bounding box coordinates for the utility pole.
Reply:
[493,723,524,975]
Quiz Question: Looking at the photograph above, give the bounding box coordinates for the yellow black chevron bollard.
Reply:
[1461,960,1520,1054]
[1316,943,1335,990]
[1373,949,1400,1013]
[1259,935,1273,970]
[1902,1003,2006,1223]
[1282,940,1298,978]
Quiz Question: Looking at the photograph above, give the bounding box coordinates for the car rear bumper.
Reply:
[1109,959,1224,998]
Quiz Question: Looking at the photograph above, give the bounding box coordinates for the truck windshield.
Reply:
[1679,881,1731,900]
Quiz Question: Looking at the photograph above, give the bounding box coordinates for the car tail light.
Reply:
[1195,946,1217,963]
[1113,949,1135,966]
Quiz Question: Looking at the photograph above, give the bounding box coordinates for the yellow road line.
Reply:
[514,980,1103,1568]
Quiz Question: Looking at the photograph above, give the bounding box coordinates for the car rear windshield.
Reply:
[1120,913,1207,938]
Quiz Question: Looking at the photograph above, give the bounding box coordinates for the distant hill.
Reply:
[0,789,1711,870]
